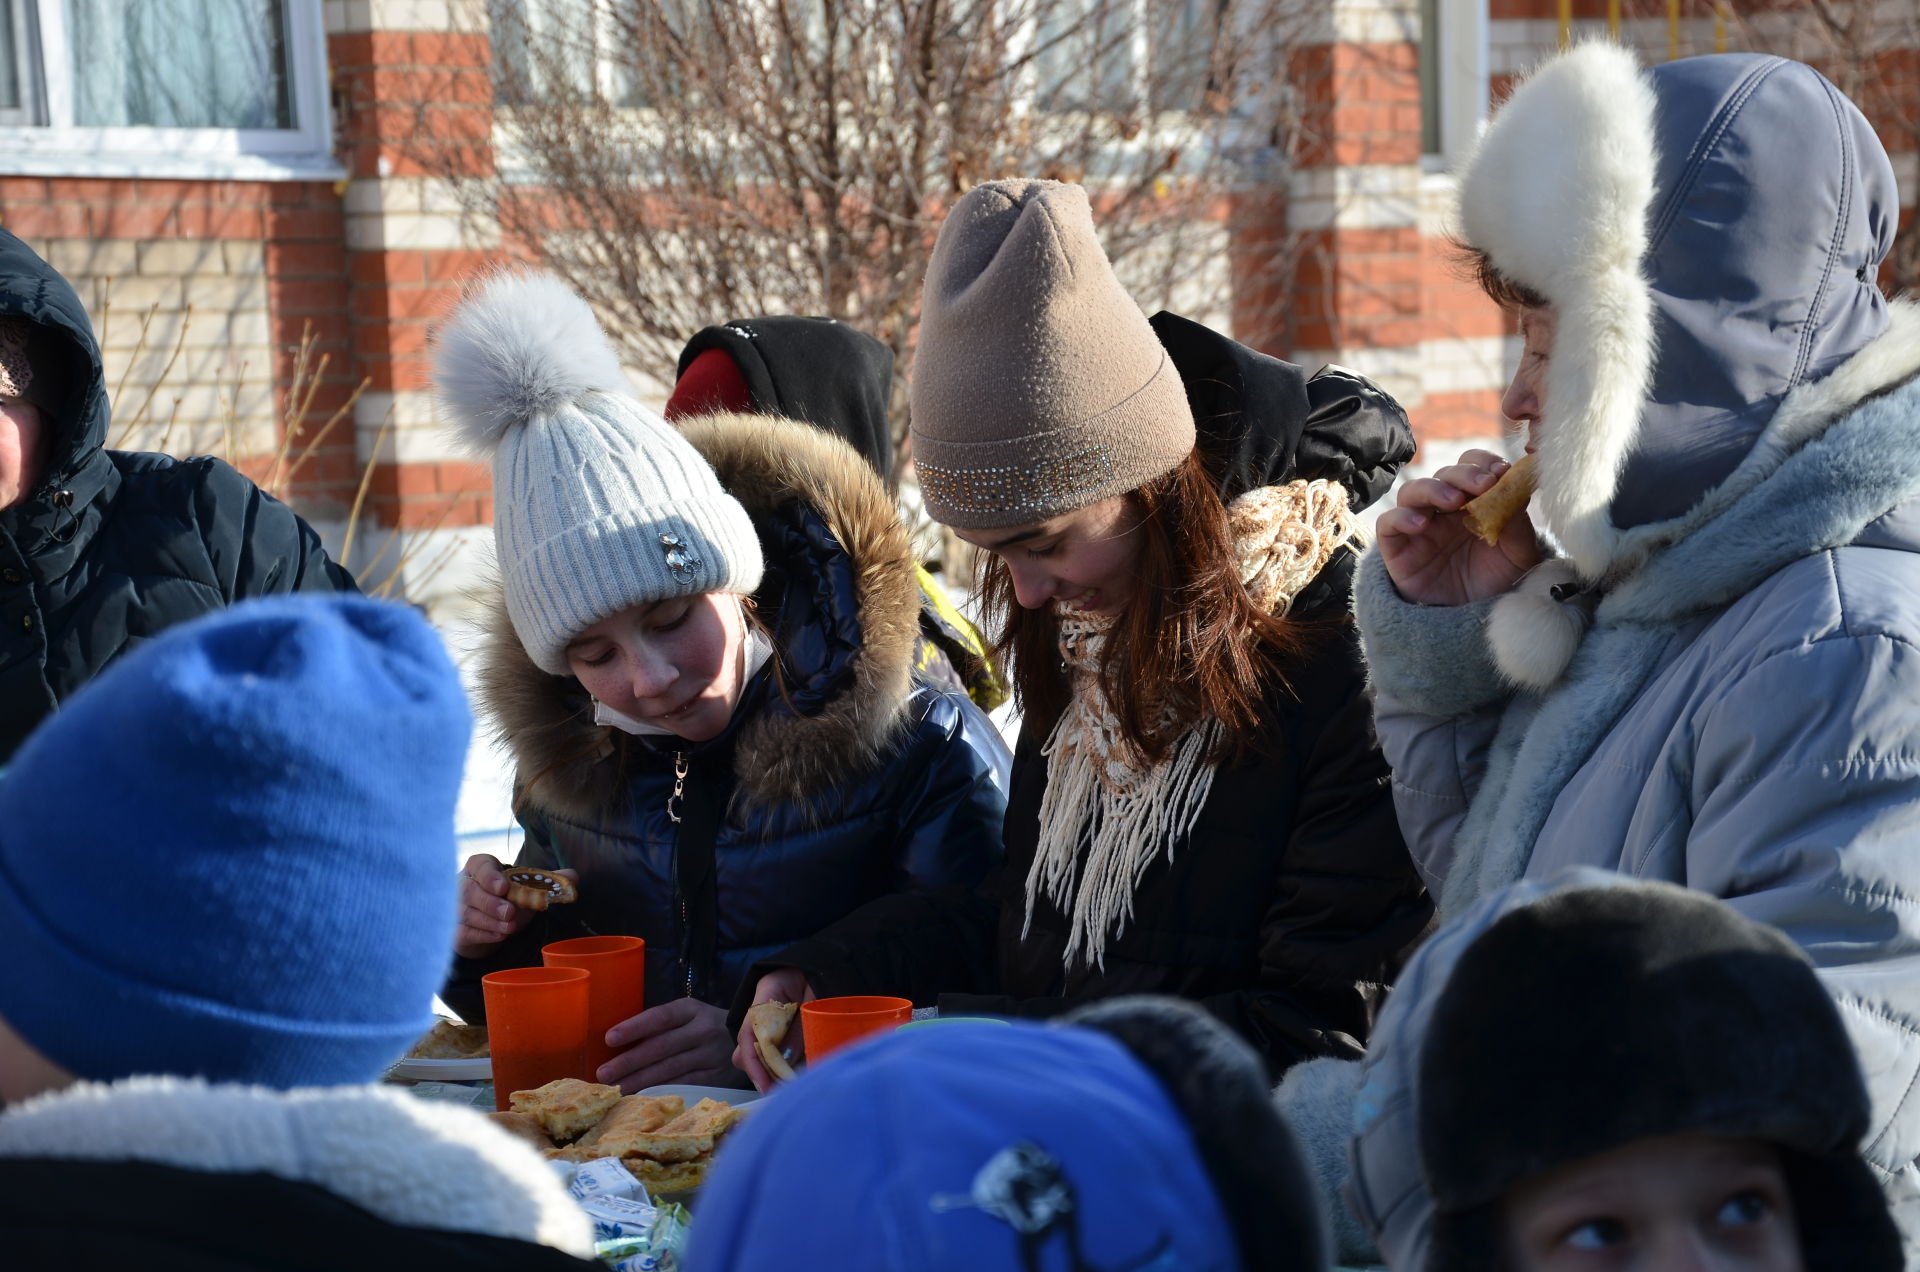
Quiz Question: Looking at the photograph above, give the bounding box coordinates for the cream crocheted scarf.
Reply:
[1024,479,1363,973]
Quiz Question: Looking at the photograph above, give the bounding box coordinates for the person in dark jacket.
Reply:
[691,997,1331,1272]
[0,594,596,1270]
[665,314,1008,709]
[734,179,1431,1083]
[438,273,1009,1093]
[0,230,355,763]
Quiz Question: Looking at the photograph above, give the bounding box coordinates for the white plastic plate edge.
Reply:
[636,1082,764,1107]
[389,1056,493,1082]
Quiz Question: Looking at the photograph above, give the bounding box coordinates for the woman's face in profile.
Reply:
[1502,304,1558,457]
[0,396,44,512]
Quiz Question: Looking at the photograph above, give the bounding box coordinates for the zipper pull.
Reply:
[667,751,688,824]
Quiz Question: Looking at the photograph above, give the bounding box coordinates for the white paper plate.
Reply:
[636,1082,764,1107]
[389,1056,492,1082]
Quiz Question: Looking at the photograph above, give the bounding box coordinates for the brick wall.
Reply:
[0,178,360,516]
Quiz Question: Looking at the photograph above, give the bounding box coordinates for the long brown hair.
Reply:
[980,449,1313,767]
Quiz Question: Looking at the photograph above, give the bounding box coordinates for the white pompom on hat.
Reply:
[433,271,764,674]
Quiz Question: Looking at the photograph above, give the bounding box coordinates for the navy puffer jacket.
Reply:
[445,413,1009,1016]
[0,231,354,761]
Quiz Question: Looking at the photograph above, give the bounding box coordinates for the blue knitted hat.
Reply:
[689,1021,1242,1271]
[0,595,472,1089]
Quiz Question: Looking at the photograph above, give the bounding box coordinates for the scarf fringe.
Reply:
[1024,479,1359,973]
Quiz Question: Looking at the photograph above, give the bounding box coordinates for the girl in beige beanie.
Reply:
[736,179,1432,1086]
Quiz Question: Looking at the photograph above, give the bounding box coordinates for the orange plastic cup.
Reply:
[481,966,590,1111]
[800,995,912,1061]
[543,935,646,1081]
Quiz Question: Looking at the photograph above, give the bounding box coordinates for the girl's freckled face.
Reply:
[564,593,748,742]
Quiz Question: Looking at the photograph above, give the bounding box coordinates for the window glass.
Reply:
[0,0,21,111]
[1149,0,1209,113]
[1035,0,1138,113]
[488,0,597,107]
[65,0,292,129]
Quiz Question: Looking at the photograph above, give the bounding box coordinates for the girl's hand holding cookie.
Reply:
[454,854,578,959]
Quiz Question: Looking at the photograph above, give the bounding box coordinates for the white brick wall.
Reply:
[1289,164,1421,231]
[345,177,500,251]
[327,0,488,34]
[28,235,283,458]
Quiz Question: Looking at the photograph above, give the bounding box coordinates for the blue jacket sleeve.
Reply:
[1352,545,1510,890]
[886,684,1010,892]
[1684,631,1920,1230]
[727,687,1009,1022]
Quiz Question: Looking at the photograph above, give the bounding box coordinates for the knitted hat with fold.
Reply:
[435,272,763,674]
[909,179,1194,529]
[0,595,472,1089]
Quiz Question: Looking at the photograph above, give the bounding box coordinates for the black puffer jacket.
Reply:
[446,414,1009,1018]
[0,231,353,761]
[743,315,1433,1077]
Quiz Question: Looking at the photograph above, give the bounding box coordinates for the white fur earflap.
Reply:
[1458,43,1658,582]
[432,271,631,457]
[1488,558,1592,691]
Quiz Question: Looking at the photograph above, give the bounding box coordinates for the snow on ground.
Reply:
[443,615,525,868]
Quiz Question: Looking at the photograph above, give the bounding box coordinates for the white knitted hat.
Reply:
[433,272,764,674]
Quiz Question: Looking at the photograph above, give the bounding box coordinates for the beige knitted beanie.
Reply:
[910,180,1195,530]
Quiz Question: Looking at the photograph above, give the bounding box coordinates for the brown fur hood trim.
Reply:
[477,412,923,820]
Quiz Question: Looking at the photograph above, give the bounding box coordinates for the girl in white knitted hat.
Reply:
[736,179,1430,1084]
[434,272,1009,1092]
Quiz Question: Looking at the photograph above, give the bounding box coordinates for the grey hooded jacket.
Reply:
[1284,49,1920,1266]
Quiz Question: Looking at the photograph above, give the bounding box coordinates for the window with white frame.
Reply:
[0,0,335,178]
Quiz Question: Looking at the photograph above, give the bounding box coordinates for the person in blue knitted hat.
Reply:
[0,595,600,1269]
[687,996,1328,1272]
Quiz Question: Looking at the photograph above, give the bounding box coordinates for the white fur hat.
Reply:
[433,272,764,674]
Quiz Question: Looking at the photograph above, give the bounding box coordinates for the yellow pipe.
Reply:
[1669,0,1682,59]
[1714,2,1730,54]
[1608,0,1621,39]
[1559,0,1573,49]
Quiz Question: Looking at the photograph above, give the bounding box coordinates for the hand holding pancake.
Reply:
[1376,448,1544,606]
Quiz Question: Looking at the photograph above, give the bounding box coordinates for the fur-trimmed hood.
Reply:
[0,1077,594,1257]
[478,411,923,820]
[1459,46,1897,583]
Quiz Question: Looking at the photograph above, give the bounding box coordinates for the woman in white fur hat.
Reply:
[434,272,1009,1093]
[735,179,1431,1084]
[1296,44,1920,1262]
